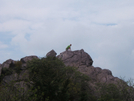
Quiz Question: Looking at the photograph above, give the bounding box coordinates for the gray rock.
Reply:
[2,70,29,85]
[57,49,93,67]
[14,81,31,95]
[46,49,57,57]
[77,65,120,84]
[50,49,121,84]
[21,56,38,69]
[0,50,133,100]
[101,69,112,75]
[96,69,115,83]
[2,73,18,84]
[2,59,15,69]
[19,70,29,80]
[21,56,38,63]
[95,67,102,73]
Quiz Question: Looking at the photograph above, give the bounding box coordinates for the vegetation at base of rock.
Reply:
[0,68,13,82]
[97,83,128,101]
[0,61,22,82]
[27,57,94,101]
[0,57,134,101]
[2,67,13,75]
[14,60,22,74]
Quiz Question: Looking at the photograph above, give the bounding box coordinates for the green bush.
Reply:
[0,67,13,82]
[14,61,22,74]
[96,79,134,101]
[97,83,122,101]
[27,57,94,101]
[0,81,31,101]
[2,67,13,76]
[0,57,134,101]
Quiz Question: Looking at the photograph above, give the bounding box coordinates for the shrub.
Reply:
[97,83,122,101]
[0,67,13,82]
[27,57,94,101]
[96,79,134,101]
[14,61,22,74]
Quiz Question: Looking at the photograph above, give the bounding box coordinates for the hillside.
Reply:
[0,49,134,101]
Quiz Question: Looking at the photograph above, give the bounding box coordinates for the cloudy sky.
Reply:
[0,0,134,80]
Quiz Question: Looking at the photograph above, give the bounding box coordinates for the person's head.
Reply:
[70,44,72,46]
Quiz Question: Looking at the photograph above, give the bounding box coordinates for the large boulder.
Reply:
[1,56,38,83]
[46,50,57,57]
[2,59,15,69]
[57,49,121,84]
[57,49,93,67]
[2,70,29,85]
[2,73,18,84]
[78,65,120,84]
[21,56,38,63]
[20,56,38,69]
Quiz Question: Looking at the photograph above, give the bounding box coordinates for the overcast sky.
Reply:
[0,0,134,80]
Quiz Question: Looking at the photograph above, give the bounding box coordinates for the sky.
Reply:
[0,0,134,80]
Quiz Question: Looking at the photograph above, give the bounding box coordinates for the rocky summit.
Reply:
[56,49,120,84]
[57,49,93,67]
[0,49,133,101]
[0,49,121,84]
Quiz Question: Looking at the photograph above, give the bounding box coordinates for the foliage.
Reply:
[97,83,122,101]
[14,61,22,74]
[27,57,94,101]
[0,81,31,101]
[117,77,134,101]
[0,67,13,82]
[0,61,22,82]
[2,67,13,76]
[96,78,134,101]
[0,57,134,101]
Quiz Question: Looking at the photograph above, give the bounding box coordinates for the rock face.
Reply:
[78,66,119,84]
[0,50,121,85]
[57,49,93,67]
[0,50,126,89]
[0,56,38,82]
[21,56,38,63]
[21,56,38,69]
[2,59,15,69]
[0,49,132,100]
[46,50,57,57]
[57,49,120,84]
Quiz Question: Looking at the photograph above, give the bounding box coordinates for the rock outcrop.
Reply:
[57,49,93,67]
[0,50,129,90]
[57,49,120,84]
[0,50,122,85]
[0,49,133,100]
[46,49,57,57]
[1,59,15,69]
[20,56,38,69]
[21,56,38,63]
[0,56,38,83]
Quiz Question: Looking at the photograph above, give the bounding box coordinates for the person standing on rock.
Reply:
[66,44,72,51]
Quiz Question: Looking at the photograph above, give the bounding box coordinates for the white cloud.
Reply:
[0,19,31,33]
[0,41,8,49]
[0,0,134,79]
